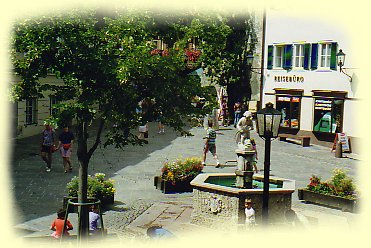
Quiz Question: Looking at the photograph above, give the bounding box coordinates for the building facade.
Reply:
[11,74,65,139]
[261,10,360,153]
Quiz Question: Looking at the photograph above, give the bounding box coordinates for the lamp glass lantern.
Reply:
[246,51,254,66]
[336,49,346,68]
[256,102,282,139]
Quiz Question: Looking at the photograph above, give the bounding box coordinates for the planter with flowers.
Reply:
[154,157,204,194]
[298,169,359,212]
[63,173,116,212]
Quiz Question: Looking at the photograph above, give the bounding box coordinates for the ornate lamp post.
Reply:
[256,102,282,225]
[336,49,352,82]
[336,49,346,72]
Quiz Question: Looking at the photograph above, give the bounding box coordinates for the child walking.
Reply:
[202,120,221,168]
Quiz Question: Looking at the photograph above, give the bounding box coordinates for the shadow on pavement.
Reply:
[10,121,192,223]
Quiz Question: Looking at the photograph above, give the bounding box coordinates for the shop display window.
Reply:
[313,98,344,133]
[276,96,301,129]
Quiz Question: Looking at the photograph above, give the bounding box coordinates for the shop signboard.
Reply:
[332,132,350,153]
[314,99,332,111]
[338,133,350,152]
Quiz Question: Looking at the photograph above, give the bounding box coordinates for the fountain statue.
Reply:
[235,111,255,188]
[236,111,254,150]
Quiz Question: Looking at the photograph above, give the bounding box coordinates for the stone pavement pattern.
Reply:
[11,121,361,240]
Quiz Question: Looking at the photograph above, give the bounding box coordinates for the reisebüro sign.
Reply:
[274,75,304,83]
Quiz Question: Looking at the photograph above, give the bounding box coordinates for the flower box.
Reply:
[64,173,115,212]
[157,157,203,194]
[298,188,358,213]
[154,176,193,194]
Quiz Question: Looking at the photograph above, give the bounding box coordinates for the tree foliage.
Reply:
[11,8,258,236]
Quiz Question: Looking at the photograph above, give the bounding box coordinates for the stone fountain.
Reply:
[190,116,295,230]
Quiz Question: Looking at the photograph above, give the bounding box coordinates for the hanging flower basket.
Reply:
[185,48,201,62]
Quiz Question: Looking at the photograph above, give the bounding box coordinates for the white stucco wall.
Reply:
[261,9,359,138]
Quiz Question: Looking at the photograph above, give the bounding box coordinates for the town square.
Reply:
[0,1,368,247]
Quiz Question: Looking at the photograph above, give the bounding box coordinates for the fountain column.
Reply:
[235,149,255,188]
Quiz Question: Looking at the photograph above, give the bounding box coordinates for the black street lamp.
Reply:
[256,102,282,225]
[336,49,352,82]
[336,49,346,72]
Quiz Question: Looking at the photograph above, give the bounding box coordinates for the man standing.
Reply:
[58,126,74,173]
[40,124,56,172]
[202,120,220,168]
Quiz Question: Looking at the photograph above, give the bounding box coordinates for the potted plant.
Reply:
[64,173,116,211]
[154,157,204,193]
[298,168,359,212]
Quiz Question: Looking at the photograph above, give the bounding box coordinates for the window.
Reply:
[50,96,59,116]
[274,46,284,68]
[313,98,344,133]
[319,43,332,68]
[276,96,301,129]
[25,98,38,125]
[293,44,305,68]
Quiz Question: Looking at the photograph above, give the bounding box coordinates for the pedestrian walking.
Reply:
[221,99,228,127]
[138,115,149,140]
[40,124,56,172]
[202,120,220,167]
[50,208,73,239]
[233,100,242,127]
[57,126,74,173]
[156,110,165,134]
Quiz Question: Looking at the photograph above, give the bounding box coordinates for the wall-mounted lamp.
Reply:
[336,49,352,82]
[246,51,262,74]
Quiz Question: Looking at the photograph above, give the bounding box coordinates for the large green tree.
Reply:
[11,9,206,238]
[11,8,258,238]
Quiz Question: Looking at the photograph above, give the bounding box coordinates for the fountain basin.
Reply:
[190,173,295,229]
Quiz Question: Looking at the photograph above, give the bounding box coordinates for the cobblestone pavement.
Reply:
[10,121,362,240]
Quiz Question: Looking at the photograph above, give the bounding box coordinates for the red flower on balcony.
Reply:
[185,48,201,62]
[162,49,169,56]
[150,49,161,55]
[150,49,169,57]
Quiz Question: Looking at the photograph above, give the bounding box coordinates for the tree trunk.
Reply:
[76,120,90,240]
[78,161,89,239]
[75,117,105,240]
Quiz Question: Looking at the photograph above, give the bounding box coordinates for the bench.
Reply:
[278,134,311,147]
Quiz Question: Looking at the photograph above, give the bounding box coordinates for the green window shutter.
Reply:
[267,45,273,69]
[303,43,310,70]
[330,42,338,70]
[283,44,292,69]
[310,43,318,70]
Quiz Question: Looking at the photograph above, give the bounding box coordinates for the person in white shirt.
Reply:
[245,198,255,229]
